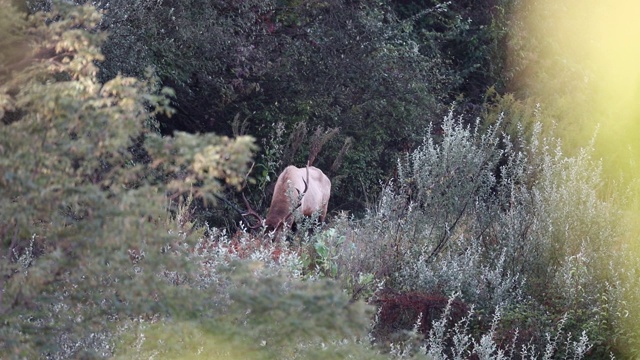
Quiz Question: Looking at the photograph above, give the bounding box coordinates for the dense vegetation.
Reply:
[1,0,638,358]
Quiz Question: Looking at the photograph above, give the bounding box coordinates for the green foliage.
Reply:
[116,321,265,360]
[48,0,451,211]
[225,265,371,347]
[318,109,631,356]
[392,0,514,103]
[115,261,378,360]
[309,228,345,279]
[502,0,600,153]
[0,2,255,357]
[147,132,256,198]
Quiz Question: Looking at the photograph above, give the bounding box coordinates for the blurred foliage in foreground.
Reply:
[0,1,269,357]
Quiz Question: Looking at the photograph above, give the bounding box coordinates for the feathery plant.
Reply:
[403,294,593,359]
[324,108,629,356]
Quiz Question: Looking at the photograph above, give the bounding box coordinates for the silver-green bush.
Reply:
[326,110,631,357]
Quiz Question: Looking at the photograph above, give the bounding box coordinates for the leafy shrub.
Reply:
[414,295,592,360]
[392,0,513,106]
[322,108,630,357]
[0,2,255,357]
[116,230,378,360]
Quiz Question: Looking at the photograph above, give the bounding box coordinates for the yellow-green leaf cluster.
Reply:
[0,1,256,357]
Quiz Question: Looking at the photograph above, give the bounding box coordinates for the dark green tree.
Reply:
[54,0,451,213]
[391,0,514,108]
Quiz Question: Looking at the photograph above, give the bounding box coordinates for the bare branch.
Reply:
[308,126,339,166]
[283,122,307,167]
[330,137,352,175]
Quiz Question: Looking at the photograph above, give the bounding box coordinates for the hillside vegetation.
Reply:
[1,0,638,359]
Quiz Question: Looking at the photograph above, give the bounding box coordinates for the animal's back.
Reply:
[300,167,330,219]
[265,165,331,230]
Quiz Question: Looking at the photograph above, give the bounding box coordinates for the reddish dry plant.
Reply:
[372,290,469,342]
[194,230,297,264]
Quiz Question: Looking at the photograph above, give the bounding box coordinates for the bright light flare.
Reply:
[514,0,640,352]
[514,0,640,218]
[514,0,640,176]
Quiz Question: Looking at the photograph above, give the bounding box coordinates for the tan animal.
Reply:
[265,165,331,231]
[240,165,331,233]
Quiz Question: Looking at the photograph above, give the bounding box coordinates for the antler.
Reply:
[292,163,310,207]
[298,163,310,200]
[241,193,264,230]
[238,161,266,230]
